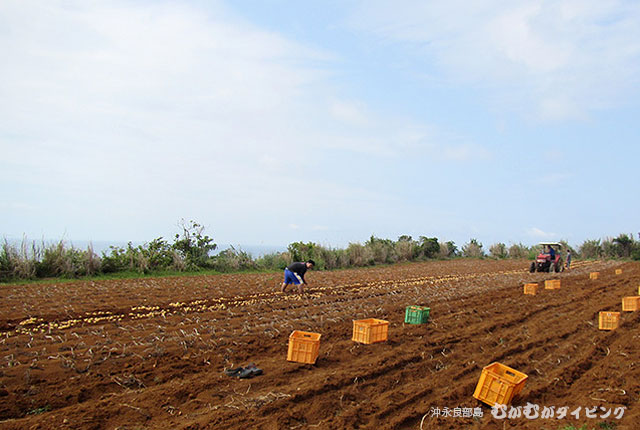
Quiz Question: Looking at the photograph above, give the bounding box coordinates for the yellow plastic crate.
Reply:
[523,283,538,295]
[637,286,640,295]
[589,272,599,280]
[352,318,389,344]
[473,362,528,407]
[598,312,620,330]
[287,330,321,364]
[622,296,640,312]
[544,279,561,290]
[615,269,623,275]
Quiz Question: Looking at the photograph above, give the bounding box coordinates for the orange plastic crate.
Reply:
[287,330,321,364]
[589,272,599,280]
[523,283,538,295]
[615,269,623,275]
[544,279,561,290]
[622,296,640,312]
[473,362,528,407]
[352,318,389,344]
[598,312,620,330]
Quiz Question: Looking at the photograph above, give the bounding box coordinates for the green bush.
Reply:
[172,220,216,269]
[579,239,603,259]
[418,236,440,259]
[102,243,142,273]
[143,237,176,270]
[0,241,13,281]
[256,251,291,271]
[39,241,98,278]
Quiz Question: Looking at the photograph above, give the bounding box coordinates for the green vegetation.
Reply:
[2,224,639,283]
[558,423,616,430]
[26,405,51,415]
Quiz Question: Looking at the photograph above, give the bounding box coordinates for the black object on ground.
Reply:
[223,363,263,379]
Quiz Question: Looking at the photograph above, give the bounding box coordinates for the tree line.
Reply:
[1,221,638,282]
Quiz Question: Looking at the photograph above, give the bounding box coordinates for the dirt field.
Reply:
[1,259,639,430]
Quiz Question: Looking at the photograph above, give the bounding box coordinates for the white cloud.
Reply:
[442,143,490,161]
[349,0,640,121]
[0,1,341,240]
[320,114,489,160]
[528,227,557,239]
[329,99,371,126]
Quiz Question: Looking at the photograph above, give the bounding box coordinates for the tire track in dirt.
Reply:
[1,259,633,430]
[262,263,619,429]
[397,263,638,430]
[208,262,622,429]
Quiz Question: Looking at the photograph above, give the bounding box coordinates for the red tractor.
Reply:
[529,242,563,273]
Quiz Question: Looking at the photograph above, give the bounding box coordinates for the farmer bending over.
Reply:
[281,260,315,294]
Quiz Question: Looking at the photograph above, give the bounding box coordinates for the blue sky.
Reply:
[1,0,639,251]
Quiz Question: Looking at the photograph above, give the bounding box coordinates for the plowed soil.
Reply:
[1,259,639,430]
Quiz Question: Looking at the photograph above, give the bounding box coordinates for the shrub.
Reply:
[336,248,350,268]
[613,233,634,258]
[0,242,10,281]
[395,236,417,261]
[579,239,602,259]
[437,241,457,259]
[101,245,129,273]
[101,242,150,273]
[317,246,339,270]
[39,241,85,277]
[4,239,37,279]
[257,252,291,271]
[287,242,319,264]
[346,243,373,266]
[507,243,530,259]
[462,238,484,258]
[601,238,618,259]
[418,236,440,259]
[212,246,256,272]
[142,237,175,270]
[489,242,507,259]
[172,220,216,269]
[366,236,397,264]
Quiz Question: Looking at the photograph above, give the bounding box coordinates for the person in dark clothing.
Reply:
[281,260,315,294]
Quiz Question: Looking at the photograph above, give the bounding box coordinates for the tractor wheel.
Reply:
[529,262,535,273]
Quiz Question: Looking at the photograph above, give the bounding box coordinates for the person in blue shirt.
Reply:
[281,260,315,294]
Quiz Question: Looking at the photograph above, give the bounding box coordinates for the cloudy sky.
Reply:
[2,0,639,251]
